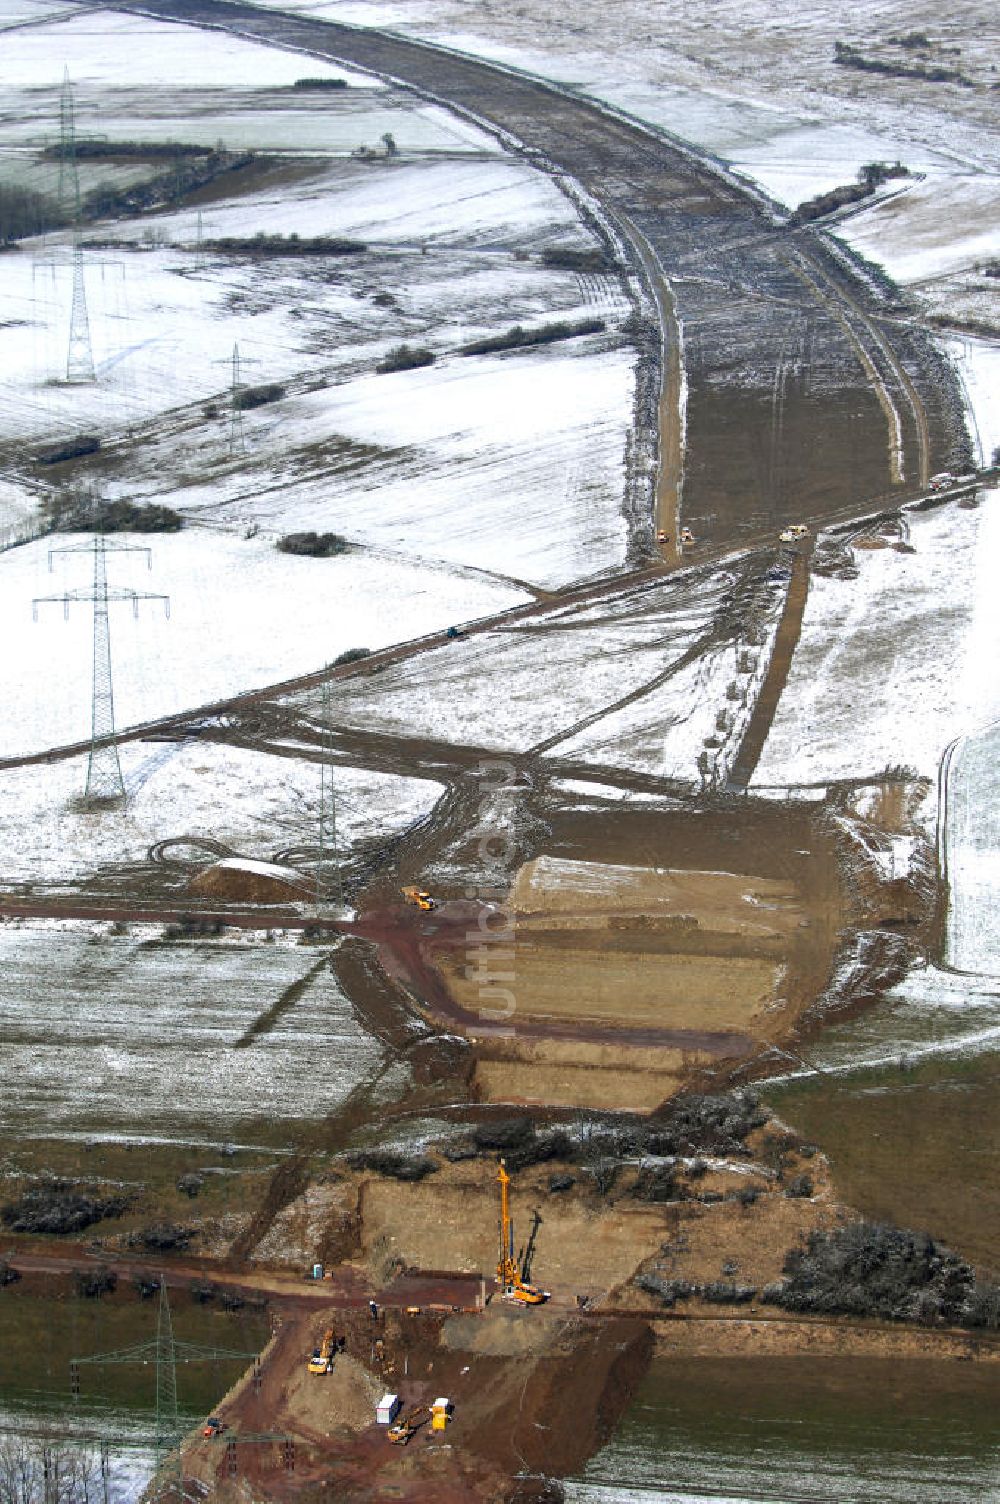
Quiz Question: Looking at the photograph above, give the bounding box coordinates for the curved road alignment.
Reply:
[110,0,947,534]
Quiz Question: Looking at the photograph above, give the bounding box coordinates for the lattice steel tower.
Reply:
[316,666,343,909]
[57,68,98,384]
[71,1278,259,1502]
[33,513,170,805]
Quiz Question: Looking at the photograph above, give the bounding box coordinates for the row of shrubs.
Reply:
[43,140,215,161]
[205,232,366,257]
[460,317,606,357]
[355,1094,772,1184]
[789,162,910,226]
[85,149,258,221]
[1,1185,132,1236]
[833,40,973,86]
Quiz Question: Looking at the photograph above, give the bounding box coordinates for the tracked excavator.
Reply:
[496,1158,549,1305]
[307,1327,336,1374]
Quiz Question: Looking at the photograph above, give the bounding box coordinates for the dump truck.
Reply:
[307,1328,336,1374]
[401,886,436,911]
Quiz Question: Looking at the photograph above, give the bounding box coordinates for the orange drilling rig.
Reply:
[496,1158,549,1305]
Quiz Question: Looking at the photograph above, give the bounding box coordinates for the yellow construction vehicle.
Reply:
[401,885,436,911]
[307,1328,336,1374]
[387,1406,427,1445]
[496,1158,549,1305]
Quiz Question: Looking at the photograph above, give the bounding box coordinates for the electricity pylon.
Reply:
[59,69,96,383]
[34,70,115,385]
[33,519,170,805]
[316,666,343,910]
[58,66,82,223]
[211,342,261,456]
[66,239,96,383]
[71,1280,261,1503]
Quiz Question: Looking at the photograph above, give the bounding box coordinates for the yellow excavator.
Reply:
[496,1158,549,1305]
[307,1328,336,1374]
[387,1405,427,1445]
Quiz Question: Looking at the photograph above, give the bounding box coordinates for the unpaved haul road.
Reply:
[106,0,955,542]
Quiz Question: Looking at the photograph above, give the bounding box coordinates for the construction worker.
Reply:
[369,1298,378,1320]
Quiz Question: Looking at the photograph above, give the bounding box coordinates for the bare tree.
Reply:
[0,1434,100,1504]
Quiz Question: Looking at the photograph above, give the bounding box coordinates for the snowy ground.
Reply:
[311,566,730,755]
[0,530,528,758]
[0,923,381,1139]
[0,740,441,885]
[752,498,997,805]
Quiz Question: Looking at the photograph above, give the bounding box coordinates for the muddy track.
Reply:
[728,545,812,790]
[107,0,961,539]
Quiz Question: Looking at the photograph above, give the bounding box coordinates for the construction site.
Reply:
[0,0,999,1500]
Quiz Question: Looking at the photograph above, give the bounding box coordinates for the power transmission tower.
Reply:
[316,667,343,910]
[35,70,116,386]
[66,238,96,383]
[58,68,97,383]
[58,66,82,223]
[33,514,170,805]
[70,1279,261,1503]
[210,343,262,456]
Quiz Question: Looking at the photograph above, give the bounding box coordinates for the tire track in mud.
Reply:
[234,951,332,1049]
[727,544,812,791]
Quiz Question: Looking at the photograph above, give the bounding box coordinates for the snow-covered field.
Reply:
[0,530,527,758]
[752,498,993,805]
[0,741,441,884]
[0,923,381,1139]
[0,10,373,90]
[313,566,729,755]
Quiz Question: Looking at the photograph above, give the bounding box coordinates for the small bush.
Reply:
[333,646,372,666]
[701,1281,756,1304]
[548,1173,574,1194]
[965,1282,1000,1330]
[632,1165,680,1203]
[233,382,286,412]
[590,1163,618,1197]
[38,435,101,467]
[292,77,348,90]
[55,499,183,533]
[74,1266,117,1300]
[348,1150,438,1182]
[635,1272,677,1306]
[0,1261,21,1287]
[189,1281,217,1304]
[133,1222,193,1252]
[376,343,435,374]
[277,531,351,558]
[540,247,614,272]
[176,1173,204,1199]
[785,1174,814,1199]
[645,1092,767,1157]
[131,1272,160,1300]
[472,1117,534,1153]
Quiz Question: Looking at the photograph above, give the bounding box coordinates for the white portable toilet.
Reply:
[376,1393,401,1426]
